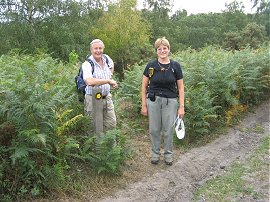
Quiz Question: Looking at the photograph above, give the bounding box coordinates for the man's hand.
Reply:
[108,79,118,89]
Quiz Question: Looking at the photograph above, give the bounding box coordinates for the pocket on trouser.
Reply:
[104,94,116,130]
[103,110,117,130]
[105,93,114,111]
[84,94,93,116]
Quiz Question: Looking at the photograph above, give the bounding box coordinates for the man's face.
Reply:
[90,42,104,60]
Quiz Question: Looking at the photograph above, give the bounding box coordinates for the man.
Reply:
[82,39,118,131]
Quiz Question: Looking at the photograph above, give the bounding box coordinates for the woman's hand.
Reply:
[141,105,148,116]
[178,106,185,118]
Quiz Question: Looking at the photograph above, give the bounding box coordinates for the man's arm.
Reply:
[85,77,117,87]
[82,60,117,87]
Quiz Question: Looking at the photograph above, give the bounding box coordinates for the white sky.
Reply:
[137,0,255,14]
[172,0,254,14]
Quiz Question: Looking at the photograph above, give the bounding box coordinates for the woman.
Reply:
[141,37,185,165]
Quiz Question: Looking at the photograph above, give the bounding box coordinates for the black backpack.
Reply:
[75,55,109,102]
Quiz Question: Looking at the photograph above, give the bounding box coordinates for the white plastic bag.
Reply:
[175,115,185,139]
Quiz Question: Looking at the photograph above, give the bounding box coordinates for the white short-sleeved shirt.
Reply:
[82,54,113,96]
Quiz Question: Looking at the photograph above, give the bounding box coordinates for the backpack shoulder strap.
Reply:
[170,59,177,78]
[103,54,110,66]
[84,54,110,74]
[85,57,95,74]
[148,59,157,80]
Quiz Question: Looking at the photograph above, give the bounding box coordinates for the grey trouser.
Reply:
[147,96,178,159]
[84,93,116,131]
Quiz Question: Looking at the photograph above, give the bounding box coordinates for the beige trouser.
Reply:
[84,93,116,131]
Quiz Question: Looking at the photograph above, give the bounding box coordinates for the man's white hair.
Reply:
[90,39,105,48]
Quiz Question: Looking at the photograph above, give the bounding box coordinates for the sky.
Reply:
[172,0,255,14]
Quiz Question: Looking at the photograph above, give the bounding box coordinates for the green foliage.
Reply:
[252,0,270,14]
[117,45,269,142]
[0,51,77,199]
[179,45,269,109]
[141,0,173,44]
[183,86,220,139]
[193,136,270,201]
[0,0,269,65]
[0,41,268,201]
[88,0,152,75]
[115,64,144,115]
[224,1,245,12]
[0,51,129,200]
[78,129,130,175]
[0,52,75,130]
[68,50,79,64]
[0,0,102,61]
[223,22,268,50]
[253,0,270,36]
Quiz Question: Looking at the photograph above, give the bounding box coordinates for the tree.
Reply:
[91,0,151,77]
[171,9,188,22]
[241,22,267,48]
[142,0,173,12]
[0,0,107,60]
[251,0,270,36]
[251,0,270,13]
[0,0,67,23]
[222,2,249,35]
[223,22,267,50]
[224,1,245,13]
[223,31,243,51]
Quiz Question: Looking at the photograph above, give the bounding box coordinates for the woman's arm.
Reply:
[141,75,149,116]
[177,79,185,118]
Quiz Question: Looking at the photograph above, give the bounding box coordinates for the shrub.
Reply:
[0,51,129,200]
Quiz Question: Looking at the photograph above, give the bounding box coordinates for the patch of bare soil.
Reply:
[96,101,269,202]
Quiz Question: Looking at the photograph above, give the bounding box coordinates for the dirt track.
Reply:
[99,101,269,202]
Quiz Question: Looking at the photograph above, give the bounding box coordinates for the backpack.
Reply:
[75,54,109,102]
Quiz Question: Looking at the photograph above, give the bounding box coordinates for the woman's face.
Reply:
[157,44,170,59]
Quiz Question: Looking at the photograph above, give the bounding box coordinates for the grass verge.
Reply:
[193,134,269,201]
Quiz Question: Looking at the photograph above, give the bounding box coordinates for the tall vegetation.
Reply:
[117,45,270,140]
[223,22,268,50]
[0,0,269,200]
[0,0,269,63]
[0,45,269,201]
[0,51,129,200]
[91,0,151,76]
